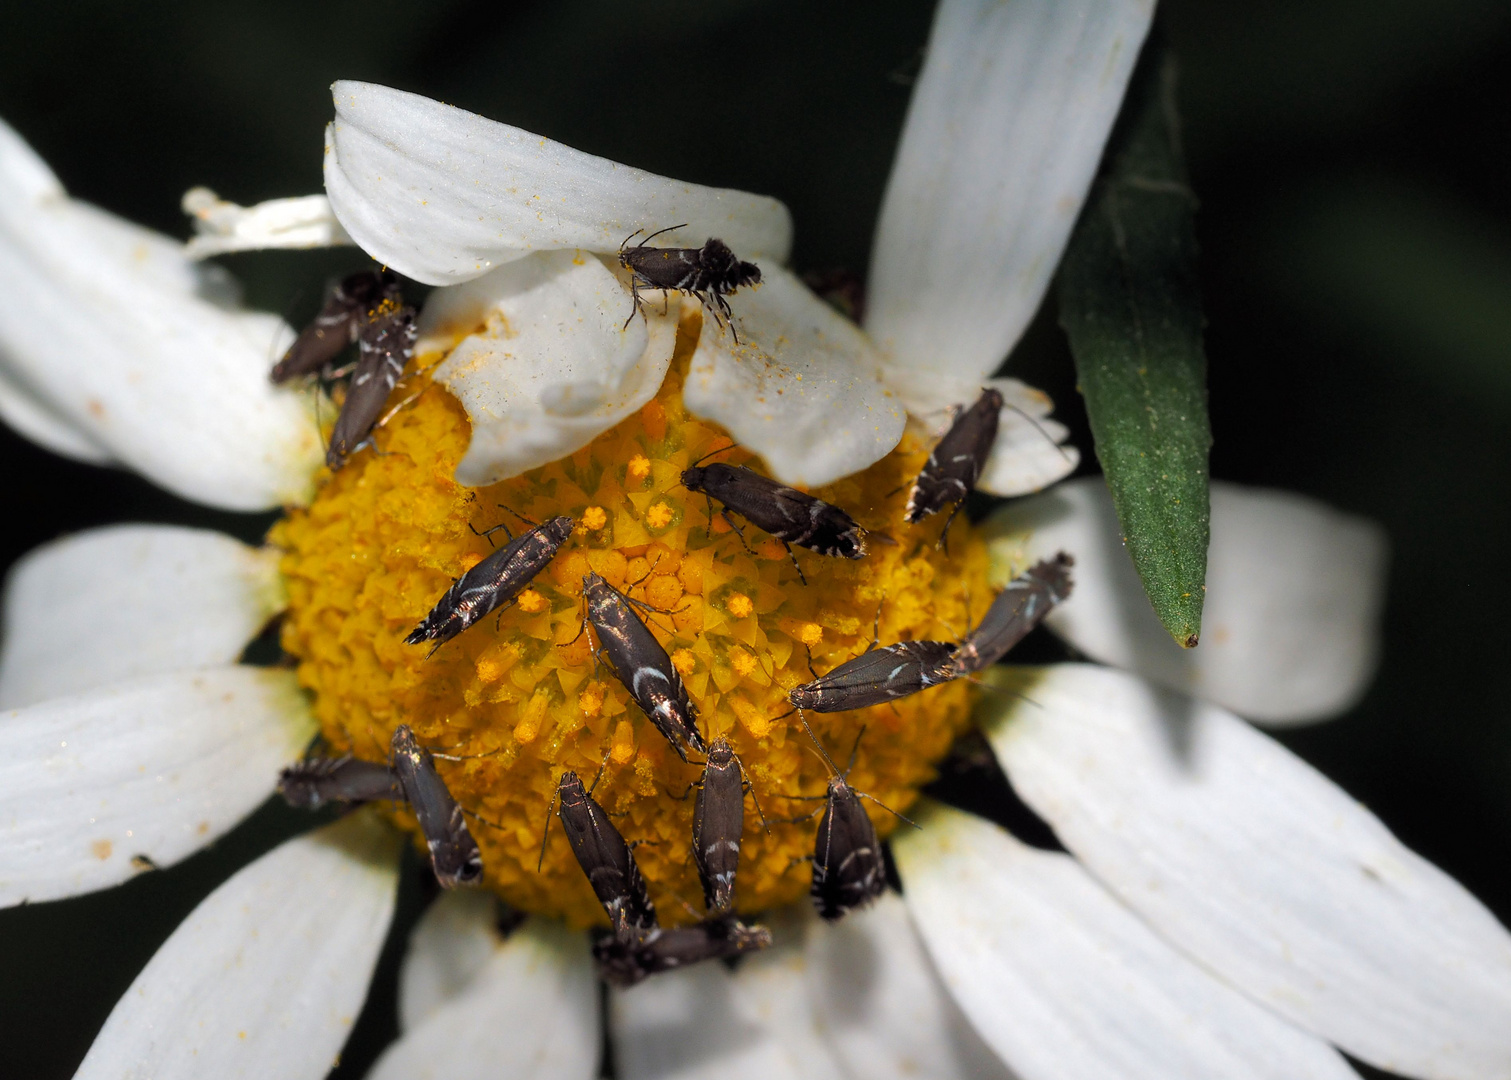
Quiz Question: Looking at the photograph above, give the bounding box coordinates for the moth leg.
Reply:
[623,276,645,331]
[491,596,520,632]
[936,498,966,554]
[781,540,808,586]
[469,519,515,548]
[721,509,756,556]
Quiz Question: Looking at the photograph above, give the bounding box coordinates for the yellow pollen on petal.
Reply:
[728,646,758,678]
[271,315,990,928]
[516,588,547,614]
[645,501,675,529]
[611,719,637,764]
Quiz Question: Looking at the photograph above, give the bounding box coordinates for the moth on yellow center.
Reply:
[273,309,990,927]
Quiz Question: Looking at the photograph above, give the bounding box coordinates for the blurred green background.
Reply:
[2,2,1508,1076]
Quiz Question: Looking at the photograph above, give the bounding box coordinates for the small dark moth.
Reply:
[592,917,773,987]
[905,387,1003,545]
[271,268,402,383]
[794,720,915,922]
[811,770,887,921]
[326,304,417,470]
[581,572,706,762]
[692,737,746,916]
[618,226,760,340]
[391,725,483,889]
[554,770,658,945]
[278,754,402,810]
[681,461,866,582]
[788,638,959,714]
[406,515,576,655]
[952,553,1075,676]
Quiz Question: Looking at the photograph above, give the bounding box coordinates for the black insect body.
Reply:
[406,516,576,654]
[391,725,484,889]
[789,639,959,713]
[278,755,402,809]
[905,388,1004,541]
[555,770,658,945]
[811,771,888,921]
[326,304,417,470]
[692,737,746,916]
[681,463,867,580]
[582,572,706,762]
[952,553,1075,676]
[592,917,773,987]
[618,227,760,338]
[271,268,402,383]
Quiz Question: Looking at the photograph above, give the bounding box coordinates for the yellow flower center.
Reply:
[273,310,989,926]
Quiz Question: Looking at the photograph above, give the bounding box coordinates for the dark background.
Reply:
[3,2,1508,1076]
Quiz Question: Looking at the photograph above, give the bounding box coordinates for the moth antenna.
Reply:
[962,675,1043,709]
[463,806,510,832]
[374,382,427,432]
[633,222,689,248]
[537,784,561,871]
[797,711,843,778]
[1003,401,1075,465]
[843,724,867,779]
[855,789,921,829]
[736,754,771,833]
[687,441,739,470]
[498,503,541,528]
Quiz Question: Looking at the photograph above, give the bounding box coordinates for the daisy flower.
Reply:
[2,2,1508,1079]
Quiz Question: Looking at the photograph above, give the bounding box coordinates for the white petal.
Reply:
[182,187,354,258]
[983,663,1511,1079]
[683,263,906,487]
[0,117,322,510]
[864,0,1154,412]
[804,891,1016,1080]
[0,666,315,907]
[324,81,791,286]
[423,250,674,486]
[75,814,400,1080]
[0,363,112,463]
[611,916,847,1080]
[370,918,599,1080]
[397,890,503,1032]
[987,478,1388,723]
[894,800,1360,1080]
[0,524,285,709]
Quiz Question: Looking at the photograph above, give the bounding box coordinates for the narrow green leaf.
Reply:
[1057,45,1211,649]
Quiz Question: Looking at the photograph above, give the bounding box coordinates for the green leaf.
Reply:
[1057,44,1212,649]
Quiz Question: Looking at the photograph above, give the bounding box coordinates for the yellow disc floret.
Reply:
[273,312,990,927]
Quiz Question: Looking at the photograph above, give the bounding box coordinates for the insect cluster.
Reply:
[271,268,418,471]
[276,241,1073,984]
